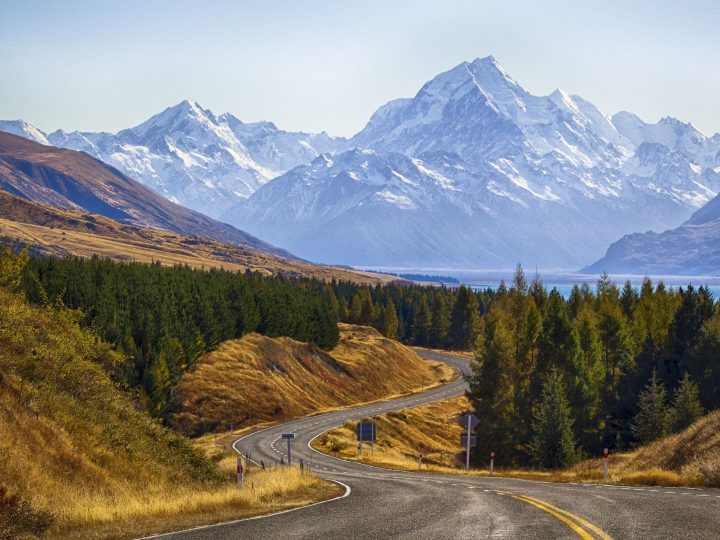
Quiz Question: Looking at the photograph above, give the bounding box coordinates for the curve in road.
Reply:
[155,350,720,539]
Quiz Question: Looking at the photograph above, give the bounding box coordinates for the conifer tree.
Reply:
[466,307,516,460]
[448,286,479,350]
[429,293,450,348]
[669,372,704,433]
[382,300,399,340]
[528,369,578,469]
[631,371,669,445]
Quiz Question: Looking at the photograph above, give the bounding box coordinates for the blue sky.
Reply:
[1,0,719,137]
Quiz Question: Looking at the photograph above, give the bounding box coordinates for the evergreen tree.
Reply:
[448,286,479,350]
[410,296,431,346]
[528,369,578,469]
[429,293,450,348]
[382,300,399,340]
[620,280,639,319]
[669,372,704,433]
[466,308,516,461]
[631,371,669,445]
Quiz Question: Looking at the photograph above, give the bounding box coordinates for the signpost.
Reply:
[357,421,376,455]
[458,412,480,471]
[282,432,296,465]
[460,434,477,447]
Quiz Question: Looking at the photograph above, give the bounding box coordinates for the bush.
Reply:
[0,485,52,538]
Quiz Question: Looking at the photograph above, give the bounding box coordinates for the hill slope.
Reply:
[584,192,720,275]
[167,324,455,436]
[0,190,396,284]
[0,131,291,258]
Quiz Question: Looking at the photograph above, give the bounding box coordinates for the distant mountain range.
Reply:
[3,56,720,270]
[0,101,343,217]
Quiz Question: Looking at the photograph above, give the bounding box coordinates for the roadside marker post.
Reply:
[245,452,251,475]
[418,453,423,469]
[603,448,609,482]
[357,441,362,457]
[490,451,495,476]
[300,457,305,474]
[282,432,296,466]
[237,456,244,489]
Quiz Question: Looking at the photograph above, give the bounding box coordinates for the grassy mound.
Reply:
[168,324,455,435]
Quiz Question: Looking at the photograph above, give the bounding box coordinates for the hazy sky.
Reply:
[1,0,719,137]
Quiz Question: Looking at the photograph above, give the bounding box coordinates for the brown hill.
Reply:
[167,324,456,436]
[0,190,397,283]
[0,131,289,258]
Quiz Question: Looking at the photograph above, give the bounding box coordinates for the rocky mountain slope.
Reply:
[584,191,720,275]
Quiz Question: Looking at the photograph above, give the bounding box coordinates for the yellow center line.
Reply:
[517,495,613,540]
[511,495,593,539]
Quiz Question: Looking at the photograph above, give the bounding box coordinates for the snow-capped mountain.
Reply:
[221,56,720,268]
[3,101,345,217]
[0,120,51,145]
[4,57,720,269]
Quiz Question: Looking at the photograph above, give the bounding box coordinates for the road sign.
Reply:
[282,433,296,465]
[357,422,376,443]
[460,434,477,446]
[458,412,480,430]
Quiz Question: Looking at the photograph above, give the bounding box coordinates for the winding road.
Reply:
[159,351,720,539]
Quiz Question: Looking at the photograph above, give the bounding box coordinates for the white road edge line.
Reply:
[140,481,352,539]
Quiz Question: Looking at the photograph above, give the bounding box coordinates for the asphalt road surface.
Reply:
[156,350,720,539]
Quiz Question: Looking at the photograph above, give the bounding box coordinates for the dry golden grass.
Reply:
[313,394,720,488]
[0,190,398,285]
[53,466,341,540]
[168,324,456,436]
[312,395,470,472]
[0,282,340,539]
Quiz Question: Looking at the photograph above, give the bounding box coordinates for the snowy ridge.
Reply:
[2,100,346,217]
[222,56,720,268]
[3,56,720,269]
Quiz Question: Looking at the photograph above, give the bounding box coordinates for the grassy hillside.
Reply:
[168,324,456,435]
[0,251,338,539]
[315,392,720,488]
[594,410,720,487]
[0,189,396,285]
[313,395,469,471]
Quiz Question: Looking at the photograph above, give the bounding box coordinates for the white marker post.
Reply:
[418,454,423,469]
[357,441,362,458]
[603,448,609,482]
[237,456,244,489]
[490,451,495,476]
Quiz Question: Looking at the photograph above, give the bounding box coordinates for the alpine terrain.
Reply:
[222,57,720,268]
[3,57,720,269]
